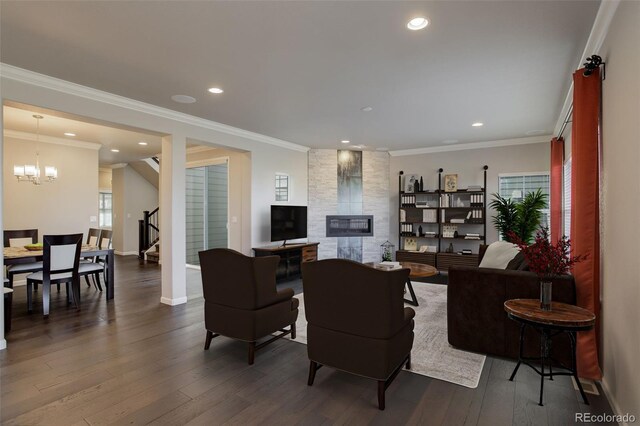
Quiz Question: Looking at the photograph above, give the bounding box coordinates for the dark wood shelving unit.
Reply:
[397,166,488,271]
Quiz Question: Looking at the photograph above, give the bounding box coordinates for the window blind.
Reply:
[498,173,550,229]
[563,158,572,239]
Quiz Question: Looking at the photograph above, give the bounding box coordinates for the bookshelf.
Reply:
[397,166,488,271]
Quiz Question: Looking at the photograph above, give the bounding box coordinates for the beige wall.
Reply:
[111,165,159,254]
[599,1,640,417]
[3,136,99,237]
[186,147,251,254]
[389,142,550,248]
[99,168,112,191]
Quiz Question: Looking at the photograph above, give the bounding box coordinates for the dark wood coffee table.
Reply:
[366,262,438,306]
[504,299,596,406]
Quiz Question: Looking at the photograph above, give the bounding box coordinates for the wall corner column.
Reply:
[160,134,187,305]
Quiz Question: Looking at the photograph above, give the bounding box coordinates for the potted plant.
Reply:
[490,189,547,243]
[509,228,585,310]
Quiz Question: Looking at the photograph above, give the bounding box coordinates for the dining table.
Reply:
[3,245,116,301]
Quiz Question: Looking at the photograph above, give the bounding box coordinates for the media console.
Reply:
[252,242,319,282]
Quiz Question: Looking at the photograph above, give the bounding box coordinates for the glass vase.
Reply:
[540,280,553,311]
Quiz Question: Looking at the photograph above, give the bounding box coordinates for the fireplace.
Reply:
[326,215,374,237]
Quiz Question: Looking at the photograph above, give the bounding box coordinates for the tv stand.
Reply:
[253,242,319,282]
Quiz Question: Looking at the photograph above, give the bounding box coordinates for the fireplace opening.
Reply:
[326,215,374,237]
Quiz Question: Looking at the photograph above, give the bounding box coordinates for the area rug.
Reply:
[285,282,486,388]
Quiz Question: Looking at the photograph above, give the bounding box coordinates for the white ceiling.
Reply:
[0,1,600,150]
[3,105,163,165]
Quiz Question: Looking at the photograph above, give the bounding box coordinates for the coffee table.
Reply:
[366,262,438,306]
[504,299,596,406]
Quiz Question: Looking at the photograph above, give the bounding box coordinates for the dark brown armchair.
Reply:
[198,248,299,365]
[302,259,415,410]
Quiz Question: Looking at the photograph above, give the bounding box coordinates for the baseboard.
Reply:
[600,377,631,426]
[0,339,6,350]
[160,296,188,306]
[114,251,139,256]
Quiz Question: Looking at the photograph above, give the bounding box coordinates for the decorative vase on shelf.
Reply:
[419,176,424,192]
[540,279,553,311]
[414,180,420,193]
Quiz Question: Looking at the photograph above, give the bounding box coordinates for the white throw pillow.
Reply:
[479,241,520,269]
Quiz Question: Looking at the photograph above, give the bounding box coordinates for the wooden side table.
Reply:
[366,262,438,306]
[504,299,595,406]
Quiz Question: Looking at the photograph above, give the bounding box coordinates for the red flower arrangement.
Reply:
[507,228,586,278]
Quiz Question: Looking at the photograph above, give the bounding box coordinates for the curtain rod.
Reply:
[558,104,573,139]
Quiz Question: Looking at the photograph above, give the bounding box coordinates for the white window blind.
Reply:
[563,158,572,239]
[498,173,550,230]
[99,192,112,228]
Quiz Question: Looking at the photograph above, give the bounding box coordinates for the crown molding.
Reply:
[0,63,310,153]
[388,135,551,157]
[3,129,102,150]
[553,1,620,136]
[186,145,217,154]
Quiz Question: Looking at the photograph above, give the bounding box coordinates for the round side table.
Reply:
[504,299,595,406]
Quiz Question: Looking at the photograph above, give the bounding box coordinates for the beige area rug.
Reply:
[286,282,486,388]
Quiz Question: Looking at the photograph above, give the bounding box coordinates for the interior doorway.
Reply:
[185,159,229,266]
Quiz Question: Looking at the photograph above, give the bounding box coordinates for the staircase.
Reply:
[139,207,160,263]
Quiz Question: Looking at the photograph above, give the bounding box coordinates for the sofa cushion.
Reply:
[506,251,526,270]
[479,241,520,269]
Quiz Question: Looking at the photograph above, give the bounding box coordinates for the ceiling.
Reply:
[3,105,163,165]
[0,1,600,150]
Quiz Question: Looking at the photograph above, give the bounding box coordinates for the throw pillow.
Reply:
[479,241,520,269]
[506,251,526,270]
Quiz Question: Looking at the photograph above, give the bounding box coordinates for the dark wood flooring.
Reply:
[1,256,616,425]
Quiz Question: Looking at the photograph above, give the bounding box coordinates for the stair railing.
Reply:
[138,207,159,258]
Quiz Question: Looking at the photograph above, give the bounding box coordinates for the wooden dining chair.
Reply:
[4,229,43,289]
[81,228,102,288]
[25,234,83,317]
[79,229,113,292]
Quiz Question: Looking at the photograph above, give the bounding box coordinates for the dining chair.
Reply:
[4,229,43,289]
[25,234,83,317]
[4,278,12,333]
[79,229,113,292]
[81,228,102,288]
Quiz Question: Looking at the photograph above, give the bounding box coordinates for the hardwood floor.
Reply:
[1,256,615,425]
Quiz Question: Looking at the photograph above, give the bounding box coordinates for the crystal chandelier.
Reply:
[13,115,58,185]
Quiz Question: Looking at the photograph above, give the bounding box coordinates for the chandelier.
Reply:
[13,115,58,185]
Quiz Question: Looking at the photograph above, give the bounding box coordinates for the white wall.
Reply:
[111,165,158,254]
[599,1,640,418]
[389,142,550,248]
[3,135,99,236]
[250,145,308,248]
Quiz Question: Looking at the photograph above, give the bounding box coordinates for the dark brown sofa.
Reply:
[199,248,299,364]
[447,248,576,364]
[302,259,414,410]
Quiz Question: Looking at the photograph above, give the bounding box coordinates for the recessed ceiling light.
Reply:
[208,87,224,94]
[442,139,459,144]
[110,149,120,153]
[138,141,148,146]
[64,132,76,137]
[472,122,484,127]
[361,106,373,112]
[407,17,429,31]
[171,94,196,104]
[341,140,350,144]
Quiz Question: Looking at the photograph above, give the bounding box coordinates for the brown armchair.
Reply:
[302,259,415,410]
[198,248,299,365]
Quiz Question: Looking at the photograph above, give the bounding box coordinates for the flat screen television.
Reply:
[271,205,307,243]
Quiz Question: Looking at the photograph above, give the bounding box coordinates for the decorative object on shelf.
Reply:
[442,225,457,238]
[13,115,58,185]
[414,179,420,193]
[404,237,417,251]
[446,243,454,253]
[490,189,547,243]
[380,240,395,262]
[444,174,458,192]
[405,174,419,193]
[419,176,424,192]
[509,227,586,311]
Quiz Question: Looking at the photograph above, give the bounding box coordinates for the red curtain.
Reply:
[550,137,564,241]
[571,67,602,380]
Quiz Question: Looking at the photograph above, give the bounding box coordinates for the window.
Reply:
[275,173,289,202]
[99,192,113,228]
[563,158,572,238]
[498,172,550,230]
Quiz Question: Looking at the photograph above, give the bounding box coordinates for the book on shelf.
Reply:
[422,209,437,223]
[450,218,465,224]
[400,209,406,222]
[467,185,482,192]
